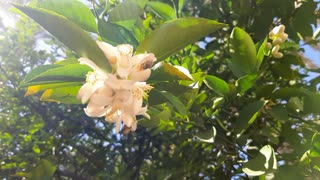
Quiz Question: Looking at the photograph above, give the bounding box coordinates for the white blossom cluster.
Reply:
[267,25,288,58]
[77,41,156,133]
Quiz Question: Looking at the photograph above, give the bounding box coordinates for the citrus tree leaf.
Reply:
[150,89,187,116]
[204,75,230,96]
[310,133,320,158]
[36,0,97,32]
[256,36,268,67]
[108,1,143,28]
[136,17,227,60]
[236,74,258,95]
[98,20,138,48]
[228,27,258,77]
[147,1,176,20]
[243,145,277,176]
[148,62,193,82]
[20,64,91,87]
[25,82,82,96]
[234,100,266,134]
[40,86,81,104]
[13,4,111,73]
[195,126,217,143]
[272,87,320,115]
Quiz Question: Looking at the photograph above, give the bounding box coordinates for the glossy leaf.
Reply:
[310,133,320,158]
[236,74,258,95]
[25,82,82,96]
[40,86,81,104]
[195,126,217,143]
[98,20,138,48]
[272,87,320,115]
[136,17,227,60]
[148,62,193,82]
[108,1,142,28]
[256,36,268,67]
[139,109,171,129]
[13,5,111,72]
[37,0,97,32]
[147,1,176,20]
[243,145,277,176]
[204,75,230,96]
[20,64,91,87]
[235,100,266,134]
[150,89,187,116]
[228,27,257,77]
[21,64,61,85]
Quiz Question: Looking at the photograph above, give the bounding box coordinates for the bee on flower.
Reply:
[77,41,156,133]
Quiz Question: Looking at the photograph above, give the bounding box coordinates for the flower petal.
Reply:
[77,83,94,104]
[96,41,119,65]
[130,69,151,81]
[84,102,107,117]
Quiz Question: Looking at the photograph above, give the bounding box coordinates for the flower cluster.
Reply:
[267,25,288,58]
[77,41,156,133]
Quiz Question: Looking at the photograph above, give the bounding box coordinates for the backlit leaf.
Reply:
[228,27,257,77]
[204,75,230,96]
[20,64,90,87]
[40,86,81,104]
[195,126,217,143]
[148,62,193,82]
[98,20,138,48]
[37,0,97,32]
[235,100,266,134]
[136,17,227,60]
[243,145,277,176]
[13,5,111,72]
[147,1,176,20]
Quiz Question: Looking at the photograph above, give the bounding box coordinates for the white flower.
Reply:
[269,25,288,45]
[271,45,283,59]
[77,41,156,133]
[268,25,288,58]
[77,58,109,104]
[96,41,156,81]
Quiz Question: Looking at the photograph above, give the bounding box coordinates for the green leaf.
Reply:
[235,100,266,134]
[148,62,193,82]
[25,82,82,96]
[272,88,320,115]
[268,105,288,123]
[136,17,227,60]
[236,74,258,95]
[32,145,41,154]
[14,159,57,180]
[98,20,138,48]
[243,145,277,176]
[21,64,62,85]
[147,1,176,20]
[139,109,171,129]
[228,27,257,77]
[310,133,320,158]
[40,86,81,104]
[20,64,91,87]
[204,75,230,96]
[13,5,111,72]
[36,0,97,32]
[256,36,268,68]
[108,1,143,28]
[150,89,187,116]
[195,126,217,143]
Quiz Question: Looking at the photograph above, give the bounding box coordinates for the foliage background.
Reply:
[1,0,320,179]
